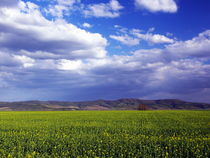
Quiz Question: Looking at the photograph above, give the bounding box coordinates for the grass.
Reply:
[0,110,209,157]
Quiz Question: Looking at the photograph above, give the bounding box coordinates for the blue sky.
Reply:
[0,0,210,103]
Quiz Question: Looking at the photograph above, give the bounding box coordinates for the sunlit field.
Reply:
[0,111,209,158]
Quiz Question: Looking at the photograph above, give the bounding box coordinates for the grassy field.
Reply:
[0,111,209,158]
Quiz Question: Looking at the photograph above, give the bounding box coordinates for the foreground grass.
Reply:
[0,111,209,158]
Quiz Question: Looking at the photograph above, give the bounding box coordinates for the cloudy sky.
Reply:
[0,0,210,102]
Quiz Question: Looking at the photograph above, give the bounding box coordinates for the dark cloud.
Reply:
[1,55,210,103]
[0,0,18,7]
[0,52,22,67]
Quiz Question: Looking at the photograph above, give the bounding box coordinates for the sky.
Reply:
[0,0,210,103]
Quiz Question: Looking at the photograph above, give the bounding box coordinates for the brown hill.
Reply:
[0,98,210,111]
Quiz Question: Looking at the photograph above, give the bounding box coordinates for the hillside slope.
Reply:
[0,99,210,111]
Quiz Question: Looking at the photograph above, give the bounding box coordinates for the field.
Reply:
[0,111,209,158]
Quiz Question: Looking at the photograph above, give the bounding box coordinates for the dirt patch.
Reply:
[0,107,12,111]
[83,105,109,110]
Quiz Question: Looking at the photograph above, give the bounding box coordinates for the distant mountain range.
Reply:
[0,99,210,111]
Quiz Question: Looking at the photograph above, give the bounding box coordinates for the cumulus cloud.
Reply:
[14,55,35,68]
[0,1,210,103]
[131,29,175,44]
[110,34,140,46]
[57,0,78,6]
[82,22,92,28]
[110,26,174,46]
[166,30,210,58]
[133,29,210,59]
[10,49,209,102]
[47,0,80,18]
[135,0,178,13]
[83,0,123,18]
[0,1,107,59]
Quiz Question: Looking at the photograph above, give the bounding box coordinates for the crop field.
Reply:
[0,111,209,158]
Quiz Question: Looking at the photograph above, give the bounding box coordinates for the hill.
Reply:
[0,98,210,111]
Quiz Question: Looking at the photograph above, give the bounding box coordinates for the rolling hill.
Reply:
[0,98,210,111]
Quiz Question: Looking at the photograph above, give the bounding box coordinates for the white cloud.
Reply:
[83,0,123,18]
[47,0,80,18]
[82,22,92,28]
[166,30,210,57]
[109,0,123,10]
[57,59,83,71]
[57,0,78,6]
[135,0,178,13]
[110,26,174,45]
[132,30,210,59]
[0,1,107,59]
[114,25,129,33]
[14,55,35,68]
[132,31,174,44]
[110,34,140,46]
[1,1,210,103]
[47,5,69,18]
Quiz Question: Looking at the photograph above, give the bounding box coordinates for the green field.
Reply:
[0,111,209,158]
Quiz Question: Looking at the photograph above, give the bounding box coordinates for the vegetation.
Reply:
[0,99,210,111]
[0,111,209,157]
